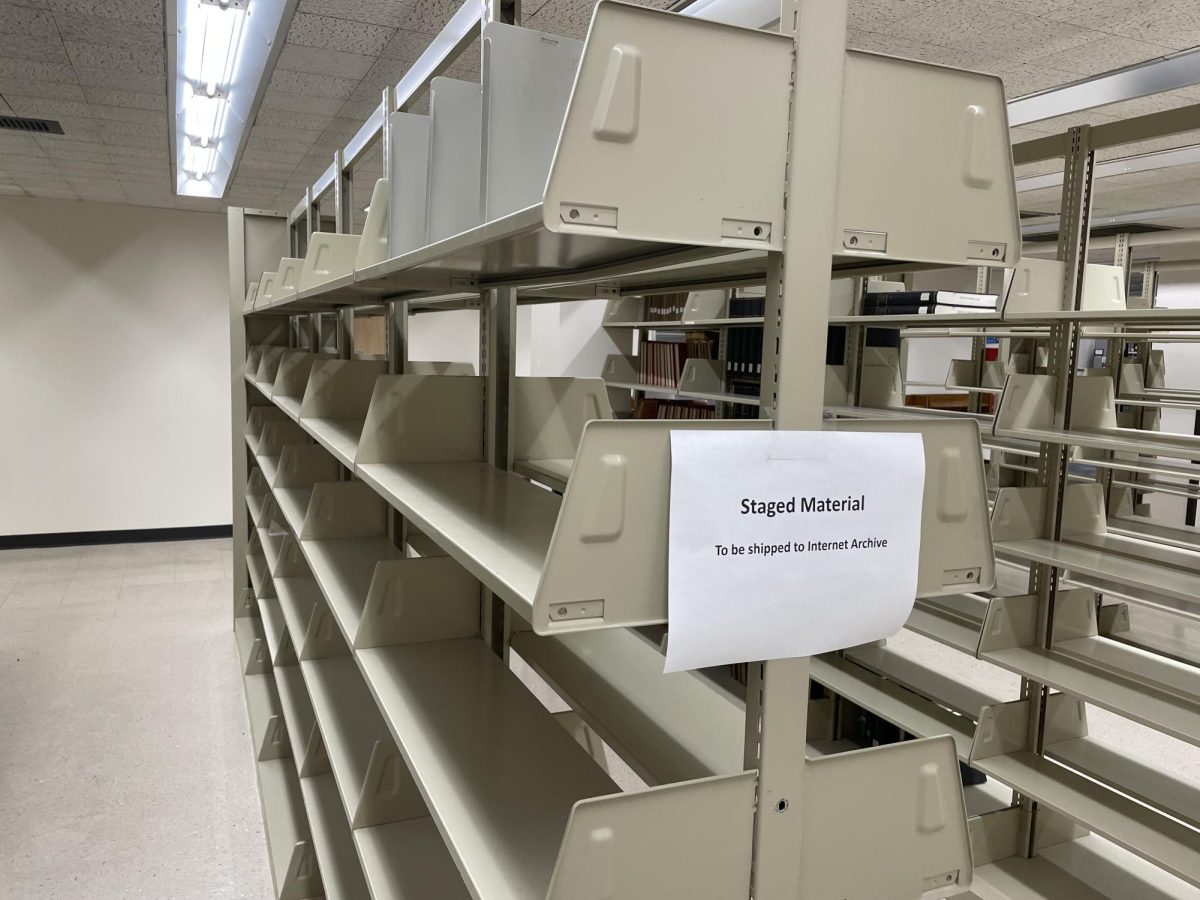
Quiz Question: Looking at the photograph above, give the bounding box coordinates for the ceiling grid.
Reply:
[0,0,1196,219]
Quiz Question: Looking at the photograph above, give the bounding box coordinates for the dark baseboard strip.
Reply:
[0,525,233,550]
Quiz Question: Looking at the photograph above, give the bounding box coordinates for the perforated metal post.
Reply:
[477,0,518,657]
[750,1,848,896]
[1022,124,1095,857]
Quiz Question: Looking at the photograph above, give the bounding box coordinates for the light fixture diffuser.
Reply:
[169,0,296,199]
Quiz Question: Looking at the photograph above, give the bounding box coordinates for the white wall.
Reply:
[0,197,230,536]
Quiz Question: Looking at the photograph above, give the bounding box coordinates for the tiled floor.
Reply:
[0,538,272,900]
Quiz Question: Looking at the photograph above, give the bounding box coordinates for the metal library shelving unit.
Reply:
[220,0,1197,897]
[818,111,1200,896]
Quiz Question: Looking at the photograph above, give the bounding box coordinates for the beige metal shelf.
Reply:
[299,775,371,900]
[511,627,745,785]
[357,636,620,900]
[969,749,1200,888]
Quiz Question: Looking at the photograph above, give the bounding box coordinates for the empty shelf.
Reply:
[511,627,745,785]
[258,596,289,663]
[810,655,975,760]
[301,536,404,642]
[905,595,986,654]
[276,395,302,422]
[1050,737,1200,832]
[275,485,315,535]
[982,642,1200,745]
[235,614,265,674]
[300,775,370,900]
[273,664,316,773]
[256,757,318,900]
[355,462,558,618]
[301,418,366,468]
[275,575,328,649]
[357,636,617,900]
[844,641,1002,721]
[354,817,470,900]
[971,751,1200,887]
[301,655,398,824]
[513,458,573,492]
[996,538,1200,609]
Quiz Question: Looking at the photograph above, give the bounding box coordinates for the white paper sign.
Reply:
[664,430,925,673]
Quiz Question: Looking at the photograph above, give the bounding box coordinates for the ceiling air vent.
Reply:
[0,115,64,135]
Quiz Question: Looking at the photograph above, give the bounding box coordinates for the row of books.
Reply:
[726,326,763,377]
[634,399,717,420]
[644,292,690,321]
[728,295,766,318]
[639,337,713,387]
[862,290,997,316]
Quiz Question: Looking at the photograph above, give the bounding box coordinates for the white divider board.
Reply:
[544,3,790,251]
[426,78,483,244]
[388,112,431,257]
[799,737,972,899]
[297,233,360,294]
[355,178,390,271]
[300,358,387,419]
[546,772,756,900]
[514,377,612,463]
[1003,258,1127,317]
[275,257,304,299]
[356,375,485,465]
[837,51,1017,269]
[482,23,583,222]
[257,272,278,309]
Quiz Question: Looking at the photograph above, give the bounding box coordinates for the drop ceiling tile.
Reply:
[0,34,70,65]
[39,117,103,140]
[394,0,471,38]
[1027,34,1173,77]
[889,5,1097,65]
[847,0,947,31]
[993,63,1079,99]
[118,183,173,206]
[247,123,326,145]
[56,11,162,46]
[39,137,111,159]
[0,5,58,38]
[0,57,77,83]
[378,28,433,60]
[260,88,346,116]
[845,28,1000,71]
[277,42,376,80]
[66,40,163,75]
[81,86,165,110]
[0,132,45,154]
[254,106,335,131]
[105,142,166,160]
[78,68,163,93]
[88,103,160,124]
[2,95,93,119]
[1096,132,1200,162]
[1057,0,1200,50]
[336,98,383,121]
[267,67,358,101]
[349,54,410,102]
[96,117,164,142]
[287,12,395,56]
[47,0,163,27]
[0,76,85,100]
[298,0,421,28]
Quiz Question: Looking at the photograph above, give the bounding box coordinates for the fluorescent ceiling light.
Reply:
[1009,47,1200,127]
[170,0,294,199]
